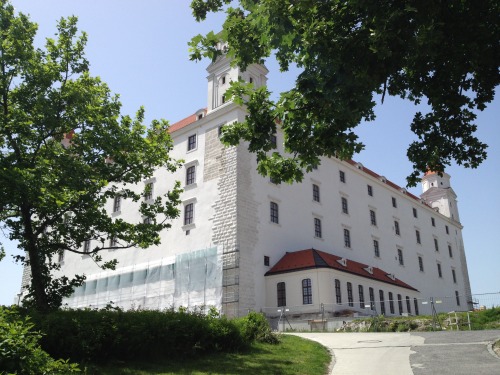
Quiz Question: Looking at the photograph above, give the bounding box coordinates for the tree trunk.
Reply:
[21,205,50,312]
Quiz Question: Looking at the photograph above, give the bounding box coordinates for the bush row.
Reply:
[26,307,277,363]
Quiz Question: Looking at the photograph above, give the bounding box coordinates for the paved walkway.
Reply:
[291,330,500,375]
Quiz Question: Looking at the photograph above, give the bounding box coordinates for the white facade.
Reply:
[54,54,472,317]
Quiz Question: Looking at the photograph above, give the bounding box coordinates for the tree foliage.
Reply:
[190,0,500,186]
[0,1,182,311]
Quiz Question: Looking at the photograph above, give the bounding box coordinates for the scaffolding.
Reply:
[62,246,222,311]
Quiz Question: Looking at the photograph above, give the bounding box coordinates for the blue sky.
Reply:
[1,0,499,305]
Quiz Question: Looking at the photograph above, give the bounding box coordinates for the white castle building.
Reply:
[48,52,471,318]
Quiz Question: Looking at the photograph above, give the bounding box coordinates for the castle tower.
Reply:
[206,42,268,114]
[421,171,460,222]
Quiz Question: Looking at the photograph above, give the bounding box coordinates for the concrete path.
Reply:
[291,330,500,375]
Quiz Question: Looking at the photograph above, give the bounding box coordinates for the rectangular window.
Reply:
[270,202,279,224]
[392,197,397,208]
[445,225,449,234]
[406,296,412,315]
[370,210,377,226]
[313,184,320,202]
[431,217,436,227]
[448,245,453,258]
[359,285,365,309]
[341,197,348,214]
[434,238,439,252]
[394,221,400,235]
[367,185,373,196]
[452,269,457,283]
[335,279,342,304]
[379,290,386,315]
[369,287,375,310]
[83,240,91,254]
[416,230,421,244]
[143,217,152,224]
[264,256,270,266]
[302,278,312,304]
[277,282,286,307]
[397,294,403,315]
[413,208,418,218]
[187,134,197,151]
[437,263,442,278]
[110,236,118,248]
[344,228,351,248]
[186,165,196,185]
[418,256,424,272]
[373,239,380,257]
[455,291,460,306]
[414,298,419,315]
[113,195,121,213]
[184,203,194,225]
[389,292,395,314]
[347,282,353,307]
[314,218,322,238]
[398,249,404,265]
[58,250,65,263]
[144,182,154,201]
[339,170,345,183]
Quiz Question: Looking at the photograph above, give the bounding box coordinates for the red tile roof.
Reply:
[265,248,418,291]
[345,160,423,203]
[168,109,426,205]
[169,109,207,134]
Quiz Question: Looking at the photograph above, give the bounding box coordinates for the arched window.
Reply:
[302,278,312,304]
[277,282,286,307]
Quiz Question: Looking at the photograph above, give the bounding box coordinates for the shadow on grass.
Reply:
[83,336,329,375]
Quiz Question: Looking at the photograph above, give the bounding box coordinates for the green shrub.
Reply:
[0,306,79,374]
[28,307,248,363]
[235,312,280,344]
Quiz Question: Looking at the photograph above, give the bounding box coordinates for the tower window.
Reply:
[370,210,377,226]
[392,197,397,208]
[184,203,194,225]
[413,208,418,218]
[437,263,442,278]
[144,182,154,201]
[416,230,421,244]
[113,195,121,213]
[431,217,436,227]
[367,185,373,196]
[264,256,270,266]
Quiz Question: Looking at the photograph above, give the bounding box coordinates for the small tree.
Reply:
[0,1,182,311]
[190,0,499,186]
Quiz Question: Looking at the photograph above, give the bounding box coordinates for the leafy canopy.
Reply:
[190,0,499,186]
[0,0,182,310]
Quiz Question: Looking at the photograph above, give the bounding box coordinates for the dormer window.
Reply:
[198,114,203,120]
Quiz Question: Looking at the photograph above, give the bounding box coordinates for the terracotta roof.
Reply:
[265,248,418,291]
[169,109,207,134]
[345,160,422,202]
[169,108,426,205]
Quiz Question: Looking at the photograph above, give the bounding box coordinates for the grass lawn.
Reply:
[81,335,330,375]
